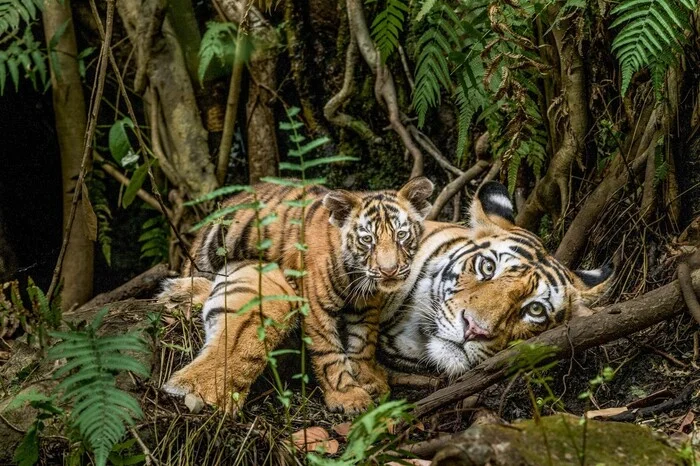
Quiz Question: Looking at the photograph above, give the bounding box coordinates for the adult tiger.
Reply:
[164,177,434,413]
[378,182,613,376]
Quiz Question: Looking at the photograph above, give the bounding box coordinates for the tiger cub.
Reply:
[163,178,434,413]
[378,181,614,376]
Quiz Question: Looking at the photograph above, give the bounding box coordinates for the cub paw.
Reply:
[324,385,373,414]
[162,370,244,415]
[356,365,390,397]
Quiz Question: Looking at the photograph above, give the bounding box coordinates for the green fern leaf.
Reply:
[370,0,409,62]
[48,308,150,466]
[611,0,696,95]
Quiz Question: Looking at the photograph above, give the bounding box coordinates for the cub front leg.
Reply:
[163,264,298,414]
[345,305,390,397]
[304,290,373,414]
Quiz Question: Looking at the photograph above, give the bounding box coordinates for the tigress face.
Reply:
[420,182,613,377]
[323,177,434,294]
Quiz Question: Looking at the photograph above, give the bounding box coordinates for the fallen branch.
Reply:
[72,264,175,313]
[413,269,700,418]
[607,382,697,422]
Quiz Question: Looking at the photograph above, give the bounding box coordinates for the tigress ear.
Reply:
[398,176,434,219]
[572,264,615,307]
[469,181,516,231]
[323,190,362,227]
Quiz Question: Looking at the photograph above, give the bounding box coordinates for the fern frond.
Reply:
[198,22,239,84]
[454,56,486,161]
[370,0,409,62]
[0,27,47,95]
[611,0,696,95]
[87,168,112,266]
[412,2,463,126]
[0,0,42,35]
[139,215,170,265]
[49,308,150,466]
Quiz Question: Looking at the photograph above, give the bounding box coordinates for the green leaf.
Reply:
[108,118,136,165]
[189,202,259,232]
[301,155,357,170]
[122,161,150,208]
[14,423,39,466]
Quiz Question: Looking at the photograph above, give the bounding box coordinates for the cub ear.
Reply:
[398,176,434,219]
[572,264,615,306]
[323,190,362,227]
[469,181,516,230]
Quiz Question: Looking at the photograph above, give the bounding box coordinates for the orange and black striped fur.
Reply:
[162,178,434,413]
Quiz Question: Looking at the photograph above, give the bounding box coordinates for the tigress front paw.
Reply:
[163,370,245,415]
[355,364,390,397]
[324,385,373,414]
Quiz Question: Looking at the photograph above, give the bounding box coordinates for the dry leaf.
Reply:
[678,410,695,433]
[414,421,425,431]
[585,407,628,419]
[332,422,352,438]
[291,427,338,453]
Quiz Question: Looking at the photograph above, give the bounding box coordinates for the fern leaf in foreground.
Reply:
[611,0,697,95]
[48,308,150,466]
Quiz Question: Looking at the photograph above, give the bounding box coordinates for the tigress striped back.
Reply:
[378,182,614,377]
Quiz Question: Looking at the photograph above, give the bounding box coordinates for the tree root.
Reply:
[427,161,490,220]
[413,269,700,418]
[323,37,380,144]
[606,382,697,423]
[346,0,423,178]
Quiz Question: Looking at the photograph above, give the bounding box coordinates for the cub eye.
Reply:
[359,235,373,245]
[475,256,496,280]
[523,302,547,322]
[397,230,409,240]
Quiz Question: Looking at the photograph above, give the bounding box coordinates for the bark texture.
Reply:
[117,0,217,198]
[43,0,94,310]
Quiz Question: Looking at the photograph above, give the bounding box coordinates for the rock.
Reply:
[431,414,686,466]
[184,393,204,413]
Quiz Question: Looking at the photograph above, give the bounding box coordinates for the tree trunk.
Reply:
[117,0,218,198]
[43,0,94,310]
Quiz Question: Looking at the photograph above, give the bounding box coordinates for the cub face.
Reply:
[421,182,613,376]
[323,177,434,294]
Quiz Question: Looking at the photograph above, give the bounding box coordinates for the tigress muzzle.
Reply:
[463,311,492,342]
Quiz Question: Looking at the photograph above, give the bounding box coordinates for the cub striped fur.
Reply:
[163,178,434,413]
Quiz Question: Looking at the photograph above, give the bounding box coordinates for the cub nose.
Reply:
[463,312,491,341]
[379,264,399,278]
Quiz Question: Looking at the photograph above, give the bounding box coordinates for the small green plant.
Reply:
[197,21,253,84]
[307,399,413,465]
[0,0,47,94]
[0,277,61,347]
[139,214,170,265]
[577,366,615,466]
[9,392,64,466]
[48,307,150,466]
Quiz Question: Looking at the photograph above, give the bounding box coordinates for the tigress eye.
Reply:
[397,230,409,240]
[475,256,496,280]
[523,302,547,322]
[360,235,373,245]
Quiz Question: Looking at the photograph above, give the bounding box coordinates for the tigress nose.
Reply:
[379,264,399,278]
[463,312,491,341]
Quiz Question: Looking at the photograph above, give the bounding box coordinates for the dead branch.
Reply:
[427,161,490,220]
[323,38,380,143]
[607,382,697,422]
[72,264,174,313]
[94,153,172,216]
[413,269,700,418]
[346,0,423,178]
[408,126,463,177]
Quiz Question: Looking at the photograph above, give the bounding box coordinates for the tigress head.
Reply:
[323,177,434,294]
[421,181,613,377]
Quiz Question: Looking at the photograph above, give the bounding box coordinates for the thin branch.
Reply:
[409,126,463,177]
[216,28,246,185]
[427,161,490,220]
[47,0,115,303]
[94,153,172,216]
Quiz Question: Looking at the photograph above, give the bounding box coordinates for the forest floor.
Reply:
[1,292,699,465]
